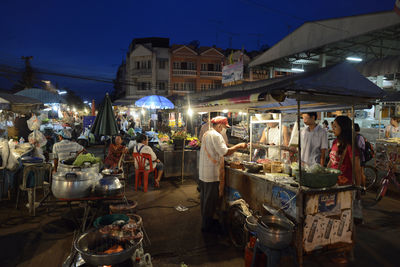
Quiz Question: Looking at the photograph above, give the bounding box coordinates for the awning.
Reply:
[0,92,43,113]
[15,88,66,104]
[356,56,400,77]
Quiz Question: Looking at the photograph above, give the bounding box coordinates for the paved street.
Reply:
[1,175,400,267]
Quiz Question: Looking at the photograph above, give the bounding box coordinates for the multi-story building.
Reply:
[170,45,225,95]
[125,37,170,101]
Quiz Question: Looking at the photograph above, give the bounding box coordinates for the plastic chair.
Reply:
[132,153,157,192]
[16,162,52,216]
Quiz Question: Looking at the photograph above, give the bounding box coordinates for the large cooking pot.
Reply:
[58,161,100,173]
[256,215,294,249]
[95,176,123,197]
[52,171,101,199]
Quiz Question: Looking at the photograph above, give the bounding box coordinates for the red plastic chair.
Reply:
[132,153,157,192]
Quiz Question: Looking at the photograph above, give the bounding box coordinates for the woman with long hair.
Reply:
[327,116,362,186]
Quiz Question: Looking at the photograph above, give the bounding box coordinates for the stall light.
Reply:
[58,90,67,95]
[141,109,145,115]
[222,109,228,113]
[242,113,247,115]
[187,108,193,117]
[346,57,362,62]
[198,112,207,115]
[239,111,243,115]
[72,107,77,112]
[83,100,88,104]
[84,108,88,113]
[291,68,304,72]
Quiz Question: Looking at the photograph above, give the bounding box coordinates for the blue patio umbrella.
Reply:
[135,95,174,109]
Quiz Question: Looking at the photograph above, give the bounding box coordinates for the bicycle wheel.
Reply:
[375,180,387,202]
[364,166,377,191]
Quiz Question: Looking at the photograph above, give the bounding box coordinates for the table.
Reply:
[154,147,198,178]
[224,167,356,267]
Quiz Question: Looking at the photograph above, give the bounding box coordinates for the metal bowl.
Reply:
[74,230,142,266]
[256,215,294,249]
[243,161,263,173]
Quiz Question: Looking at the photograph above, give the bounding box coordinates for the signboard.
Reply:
[222,61,243,84]
[83,116,96,130]
[271,186,297,219]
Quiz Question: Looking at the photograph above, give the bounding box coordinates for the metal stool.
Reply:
[251,239,297,267]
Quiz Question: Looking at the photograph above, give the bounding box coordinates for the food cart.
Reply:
[190,63,385,266]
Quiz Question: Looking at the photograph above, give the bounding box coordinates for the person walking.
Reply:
[300,112,329,166]
[199,116,246,233]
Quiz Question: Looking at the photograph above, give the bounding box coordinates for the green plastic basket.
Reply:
[93,214,129,228]
[293,170,338,188]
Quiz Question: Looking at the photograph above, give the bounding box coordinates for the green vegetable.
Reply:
[73,153,101,166]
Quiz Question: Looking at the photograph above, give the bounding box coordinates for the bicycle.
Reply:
[375,149,400,202]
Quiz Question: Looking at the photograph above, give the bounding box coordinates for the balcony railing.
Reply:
[200,71,222,77]
[132,69,152,76]
[172,69,197,76]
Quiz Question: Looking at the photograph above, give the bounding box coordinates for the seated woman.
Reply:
[104,135,127,169]
[133,134,164,187]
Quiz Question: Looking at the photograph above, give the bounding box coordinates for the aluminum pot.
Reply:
[95,176,123,197]
[52,171,101,199]
[58,161,100,173]
[256,215,294,249]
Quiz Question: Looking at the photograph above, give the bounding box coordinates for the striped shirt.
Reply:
[52,140,84,161]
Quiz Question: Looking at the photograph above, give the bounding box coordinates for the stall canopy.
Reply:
[191,62,386,111]
[0,92,43,113]
[15,88,66,104]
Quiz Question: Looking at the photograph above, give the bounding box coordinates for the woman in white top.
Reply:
[385,117,400,138]
[259,122,281,160]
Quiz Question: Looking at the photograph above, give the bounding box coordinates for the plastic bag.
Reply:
[0,138,10,168]
[28,130,47,147]
[6,140,19,171]
[27,115,41,131]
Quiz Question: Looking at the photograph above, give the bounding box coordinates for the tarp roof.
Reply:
[250,11,400,67]
[15,88,66,104]
[0,92,43,113]
[193,62,385,106]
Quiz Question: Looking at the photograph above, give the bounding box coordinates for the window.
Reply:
[208,64,214,71]
[148,60,151,69]
[141,61,146,69]
[173,62,180,69]
[181,62,187,70]
[158,82,166,90]
[215,64,221,71]
[188,62,196,70]
[201,63,207,71]
[136,61,140,69]
[158,60,166,69]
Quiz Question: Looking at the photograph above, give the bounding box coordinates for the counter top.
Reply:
[226,166,355,194]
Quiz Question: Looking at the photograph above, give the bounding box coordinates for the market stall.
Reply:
[190,62,385,266]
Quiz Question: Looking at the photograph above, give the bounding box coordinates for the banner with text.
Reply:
[222,61,243,84]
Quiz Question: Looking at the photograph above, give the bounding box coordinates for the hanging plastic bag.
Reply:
[0,138,10,168]
[6,140,19,171]
[28,130,47,148]
[27,115,41,131]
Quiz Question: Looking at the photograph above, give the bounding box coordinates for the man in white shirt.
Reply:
[52,129,84,172]
[300,112,328,166]
[199,116,247,233]
[133,133,164,187]
[199,115,229,145]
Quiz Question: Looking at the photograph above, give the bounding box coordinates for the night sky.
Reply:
[0,0,396,103]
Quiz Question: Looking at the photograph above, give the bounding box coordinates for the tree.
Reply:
[12,56,38,92]
[187,40,200,49]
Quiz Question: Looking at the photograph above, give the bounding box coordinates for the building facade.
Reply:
[125,38,170,101]
[170,45,225,95]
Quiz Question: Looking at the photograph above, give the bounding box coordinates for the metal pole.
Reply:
[297,97,302,184]
[378,104,382,139]
[351,105,356,185]
[181,145,185,184]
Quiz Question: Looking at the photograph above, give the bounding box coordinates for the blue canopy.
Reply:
[135,95,174,109]
[15,88,66,104]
